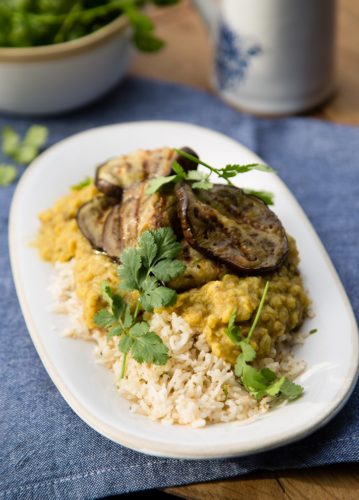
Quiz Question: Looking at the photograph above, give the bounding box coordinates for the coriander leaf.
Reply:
[118,335,134,354]
[111,294,126,320]
[152,227,182,260]
[191,178,213,190]
[23,125,48,150]
[140,285,177,311]
[14,145,37,165]
[241,364,269,397]
[242,189,274,205]
[118,248,142,291]
[94,309,116,330]
[133,31,164,52]
[123,305,134,329]
[225,309,242,346]
[224,163,275,174]
[129,321,149,337]
[71,176,92,190]
[0,165,17,186]
[100,281,113,305]
[123,6,154,32]
[278,378,304,400]
[239,340,256,362]
[146,175,177,195]
[131,331,169,365]
[151,259,186,282]
[2,126,20,156]
[171,160,187,178]
[139,231,158,268]
[234,354,246,378]
[264,376,287,397]
[260,368,277,384]
[107,325,124,339]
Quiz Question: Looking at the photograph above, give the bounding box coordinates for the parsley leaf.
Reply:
[146,175,177,195]
[151,259,186,282]
[0,165,17,186]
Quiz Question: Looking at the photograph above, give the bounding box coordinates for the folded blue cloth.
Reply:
[0,77,358,499]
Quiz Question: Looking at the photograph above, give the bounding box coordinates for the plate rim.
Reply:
[9,120,359,459]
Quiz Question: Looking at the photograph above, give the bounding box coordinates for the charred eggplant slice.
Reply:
[95,147,199,198]
[77,195,119,251]
[176,183,288,274]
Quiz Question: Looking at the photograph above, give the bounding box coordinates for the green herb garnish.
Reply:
[146,148,275,205]
[228,281,304,401]
[0,1,180,52]
[2,125,48,165]
[94,227,186,377]
[0,125,49,187]
[71,177,92,191]
[0,165,17,186]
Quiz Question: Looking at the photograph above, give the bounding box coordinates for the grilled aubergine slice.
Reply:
[95,147,199,199]
[76,195,119,251]
[175,183,288,274]
[102,180,178,259]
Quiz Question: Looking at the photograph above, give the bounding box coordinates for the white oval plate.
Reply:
[9,121,359,459]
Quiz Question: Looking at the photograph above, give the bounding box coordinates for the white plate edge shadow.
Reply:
[9,120,359,459]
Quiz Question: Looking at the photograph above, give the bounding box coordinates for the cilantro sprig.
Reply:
[94,227,186,377]
[227,281,304,401]
[118,227,186,311]
[146,149,275,205]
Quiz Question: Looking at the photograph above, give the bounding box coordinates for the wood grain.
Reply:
[131,0,359,498]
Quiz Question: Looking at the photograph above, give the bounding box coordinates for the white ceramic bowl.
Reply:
[0,17,134,115]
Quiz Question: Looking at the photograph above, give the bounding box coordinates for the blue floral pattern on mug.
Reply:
[216,22,262,90]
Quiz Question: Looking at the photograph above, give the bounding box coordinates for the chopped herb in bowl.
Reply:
[0,0,180,52]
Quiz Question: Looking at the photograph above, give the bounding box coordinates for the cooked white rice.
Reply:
[50,261,307,427]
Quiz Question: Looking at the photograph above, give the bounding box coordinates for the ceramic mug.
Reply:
[194,0,336,115]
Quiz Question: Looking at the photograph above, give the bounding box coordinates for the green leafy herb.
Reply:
[94,282,169,378]
[147,148,275,204]
[0,1,180,52]
[2,125,48,165]
[118,227,185,312]
[0,165,17,186]
[94,227,185,377]
[242,189,274,206]
[309,328,318,335]
[228,281,304,401]
[71,177,92,190]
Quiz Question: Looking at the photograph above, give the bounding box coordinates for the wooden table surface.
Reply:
[131,1,359,498]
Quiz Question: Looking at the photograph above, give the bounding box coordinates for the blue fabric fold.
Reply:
[0,77,358,499]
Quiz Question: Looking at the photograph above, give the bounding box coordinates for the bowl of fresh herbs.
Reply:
[0,1,179,115]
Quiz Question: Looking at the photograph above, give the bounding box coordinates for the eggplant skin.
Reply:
[175,183,289,274]
[76,196,119,251]
[175,147,199,173]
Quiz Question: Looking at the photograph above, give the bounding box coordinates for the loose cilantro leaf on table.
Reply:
[0,165,17,186]
[94,227,186,378]
[2,125,48,165]
[147,148,275,204]
[228,281,304,401]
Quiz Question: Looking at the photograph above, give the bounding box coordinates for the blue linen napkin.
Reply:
[0,77,358,500]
